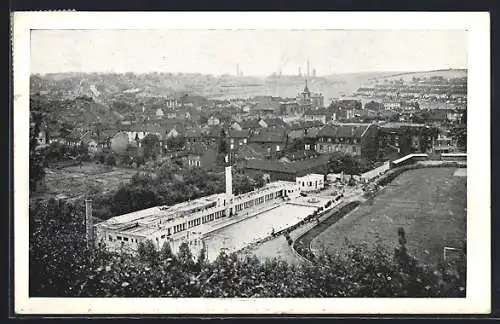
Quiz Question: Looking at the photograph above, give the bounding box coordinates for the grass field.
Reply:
[31,162,138,201]
[311,167,467,265]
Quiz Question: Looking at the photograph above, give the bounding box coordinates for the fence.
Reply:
[361,161,390,181]
[390,153,429,169]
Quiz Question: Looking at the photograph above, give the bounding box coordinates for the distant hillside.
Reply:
[31,69,467,106]
[367,69,467,83]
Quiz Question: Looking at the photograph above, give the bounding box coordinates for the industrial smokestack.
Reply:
[225,164,233,198]
[85,199,93,248]
[307,60,310,78]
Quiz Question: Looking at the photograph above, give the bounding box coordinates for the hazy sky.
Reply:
[31,30,467,76]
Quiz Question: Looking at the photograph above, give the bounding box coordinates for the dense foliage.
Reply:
[87,161,266,220]
[327,154,374,175]
[30,198,465,298]
[29,112,47,192]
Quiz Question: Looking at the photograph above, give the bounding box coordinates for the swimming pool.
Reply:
[204,204,317,261]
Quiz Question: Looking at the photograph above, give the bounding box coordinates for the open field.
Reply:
[311,167,467,265]
[31,162,138,201]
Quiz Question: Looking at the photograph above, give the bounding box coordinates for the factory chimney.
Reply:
[85,199,94,248]
[307,60,310,78]
[225,155,233,197]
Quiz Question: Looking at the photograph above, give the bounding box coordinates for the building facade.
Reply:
[296,174,325,192]
[315,123,378,160]
[95,166,300,254]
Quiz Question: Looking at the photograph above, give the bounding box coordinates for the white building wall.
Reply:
[96,181,300,254]
[296,174,325,192]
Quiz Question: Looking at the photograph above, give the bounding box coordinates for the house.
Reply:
[228,129,250,150]
[296,174,325,192]
[258,118,268,128]
[96,129,117,150]
[445,109,464,124]
[432,134,457,154]
[125,123,163,147]
[378,122,437,157]
[244,154,330,182]
[207,115,221,126]
[328,99,362,111]
[315,123,378,160]
[110,131,130,154]
[156,108,164,119]
[65,128,94,147]
[82,137,99,155]
[186,143,218,170]
[239,119,262,135]
[332,108,356,121]
[231,121,243,131]
[280,101,304,116]
[280,149,320,163]
[263,117,289,129]
[46,129,61,144]
[287,120,323,139]
[426,109,449,126]
[249,128,288,157]
[288,122,307,139]
[185,127,210,149]
[304,108,335,124]
[163,124,181,139]
[165,110,177,119]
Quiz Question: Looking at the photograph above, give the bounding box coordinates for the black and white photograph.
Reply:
[13,12,490,314]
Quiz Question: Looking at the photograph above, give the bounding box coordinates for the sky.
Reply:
[30,30,467,76]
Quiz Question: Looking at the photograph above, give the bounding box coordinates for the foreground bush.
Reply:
[29,200,465,298]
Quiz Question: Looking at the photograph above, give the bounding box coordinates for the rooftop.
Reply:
[317,123,372,139]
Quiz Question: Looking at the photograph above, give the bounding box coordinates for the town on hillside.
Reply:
[27,27,470,301]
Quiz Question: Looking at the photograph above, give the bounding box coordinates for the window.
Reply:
[108,235,112,241]
[124,237,129,242]
[161,234,165,239]
[117,236,122,240]
[276,145,280,151]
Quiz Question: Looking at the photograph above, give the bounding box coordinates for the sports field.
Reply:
[311,167,467,265]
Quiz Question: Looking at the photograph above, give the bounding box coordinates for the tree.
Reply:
[137,240,159,264]
[142,134,161,160]
[135,133,140,148]
[106,155,116,166]
[160,241,175,262]
[218,128,228,155]
[29,112,46,192]
[178,242,195,269]
[165,136,186,151]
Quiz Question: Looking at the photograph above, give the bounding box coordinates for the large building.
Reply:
[315,123,378,160]
[377,122,438,157]
[296,80,324,109]
[94,164,300,254]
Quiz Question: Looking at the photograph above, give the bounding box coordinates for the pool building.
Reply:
[94,165,301,254]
